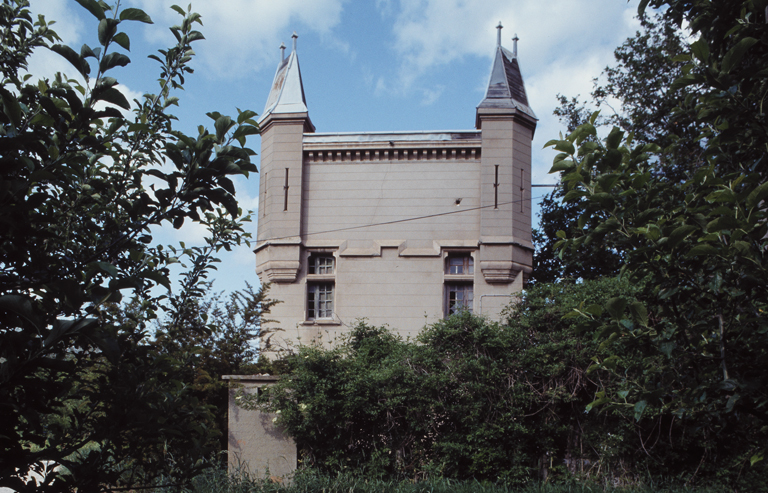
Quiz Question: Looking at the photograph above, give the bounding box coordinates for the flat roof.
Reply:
[304,130,480,144]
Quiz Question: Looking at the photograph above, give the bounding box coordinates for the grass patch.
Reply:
[162,467,730,493]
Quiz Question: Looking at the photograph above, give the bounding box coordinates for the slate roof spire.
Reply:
[259,32,313,129]
[477,23,536,125]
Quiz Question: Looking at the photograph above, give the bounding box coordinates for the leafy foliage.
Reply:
[153,281,279,455]
[251,279,704,485]
[533,14,699,284]
[544,0,768,483]
[0,1,261,490]
[252,278,767,488]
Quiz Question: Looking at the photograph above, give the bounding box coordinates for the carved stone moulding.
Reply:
[479,260,531,284]
[258,260,300,283]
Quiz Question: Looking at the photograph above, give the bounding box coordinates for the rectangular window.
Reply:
[309,255,334,275]
[307,283,334,319]
[446,255,474,275]
[446,284,473,315]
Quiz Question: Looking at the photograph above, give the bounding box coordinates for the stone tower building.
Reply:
[254,27,536,352]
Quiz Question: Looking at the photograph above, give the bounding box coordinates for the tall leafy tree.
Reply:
[533,14,698,283]
[546,0,768,479]
[152,278,279,457]
[0,0,260,490]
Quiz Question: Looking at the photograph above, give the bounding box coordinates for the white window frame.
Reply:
[307,282,334,320]
[445,283,474,316]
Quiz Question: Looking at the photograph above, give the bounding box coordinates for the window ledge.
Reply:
[444,274,474,281]
[306,274,335,281]
[301,319,341,326]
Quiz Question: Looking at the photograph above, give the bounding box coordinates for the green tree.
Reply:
[533,14,698,284]
[0,0,260,490]
[152,279,279,457]
[546,0,768,482]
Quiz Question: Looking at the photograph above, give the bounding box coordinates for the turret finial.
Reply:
[512,33,519,57]
[292,32,298,52]
[280,42,286,61]
[496,22,503,47]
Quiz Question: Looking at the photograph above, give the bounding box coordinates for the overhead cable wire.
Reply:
[260,194,548,242]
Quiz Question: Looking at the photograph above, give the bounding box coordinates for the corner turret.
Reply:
[476,23,536,129]
[259,32,315,132]
[475,23,536,288]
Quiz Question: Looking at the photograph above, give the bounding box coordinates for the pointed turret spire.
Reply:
[259,32,313,130]
[476,24,536,127]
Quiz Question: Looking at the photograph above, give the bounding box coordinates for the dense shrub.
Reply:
[250,278,766,490]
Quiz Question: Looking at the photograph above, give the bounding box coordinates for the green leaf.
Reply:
[237,109,258,124]
[94,77,118,90]
[95,261,118,277]
[686,244,719,256]
[721,37,757,74]
[94,87,130,110]
[0,87,22,127]
[605,127,624,150]
[50,44,91,79]
[605,297,628,321]
[706,215,738,233]
[232,125,260,145]
[554,140,575,155]
[74,0,106,20]
[0,294,42,331]
[113,32,130,51]
[634,400,647,421]
[120,8,153,24]
[597,173,620,192]
[660,341,675,358]
[666,224,697,248]
[690,39,709,62]
[98,18,119,46]
[550,159,575,173]
[671,73,704,90]
[100,52,131,72]
[583,304,604,317]
[45,318,97,347]
[751,453,764,466]
[80,43,98,59]
[630,302,648,326]
[746,181,768,209]
[214,115,234,141]
[586,391,609,412]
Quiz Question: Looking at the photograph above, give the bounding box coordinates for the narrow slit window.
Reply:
[283,168,289,211]
[494,164,499,209]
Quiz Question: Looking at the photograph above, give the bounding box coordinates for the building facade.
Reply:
[254,28,536,352]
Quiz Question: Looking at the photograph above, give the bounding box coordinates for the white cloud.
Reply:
[28,0,85,45]
[133,0,349,78]
[379,0,640,93]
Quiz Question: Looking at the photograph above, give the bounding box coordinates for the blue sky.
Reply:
[27,0,645,295]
